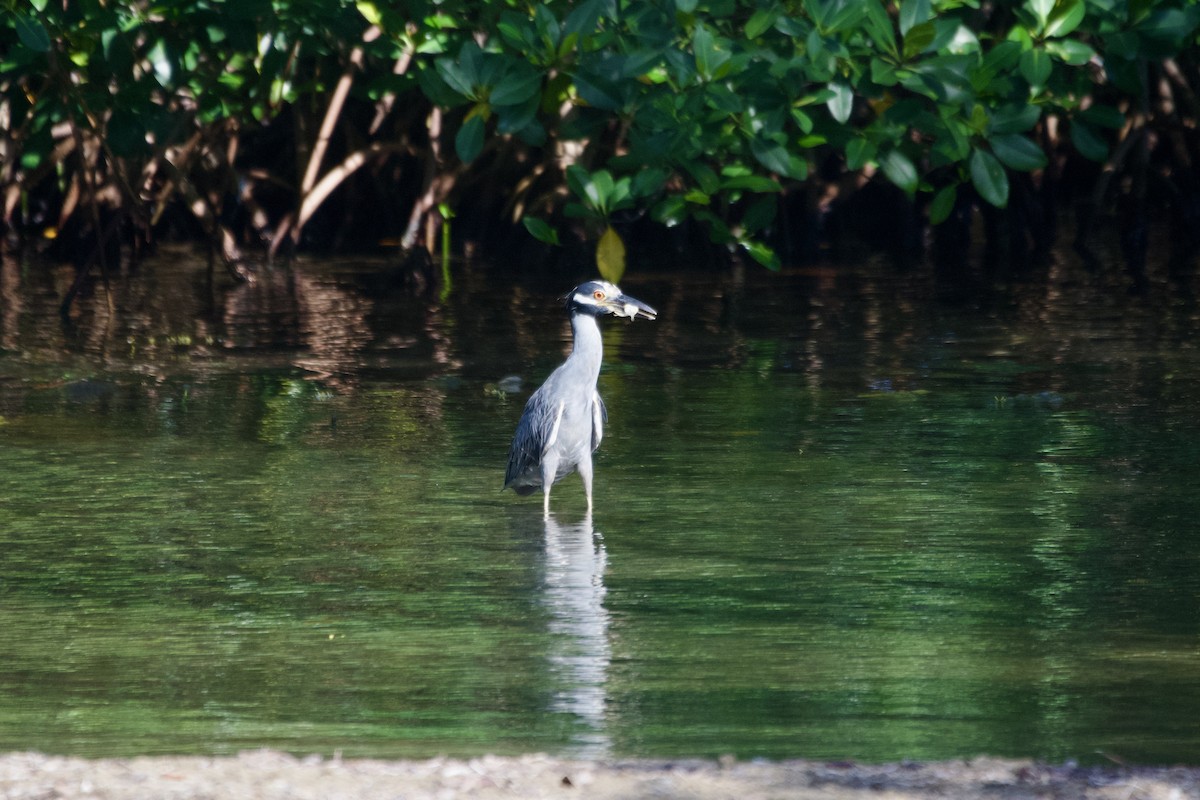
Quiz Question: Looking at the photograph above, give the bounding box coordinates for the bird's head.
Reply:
[564,280,657,321]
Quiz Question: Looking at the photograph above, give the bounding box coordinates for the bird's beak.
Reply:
[614,292,657,321]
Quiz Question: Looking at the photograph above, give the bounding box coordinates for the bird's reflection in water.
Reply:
[542,512,611,758]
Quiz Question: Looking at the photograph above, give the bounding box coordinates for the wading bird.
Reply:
[504,280,657,515]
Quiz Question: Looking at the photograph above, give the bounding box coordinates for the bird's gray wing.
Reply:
[591,392,607,452]
[505,390,563,490]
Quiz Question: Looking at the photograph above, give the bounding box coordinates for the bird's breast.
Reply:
[543,394,594,454]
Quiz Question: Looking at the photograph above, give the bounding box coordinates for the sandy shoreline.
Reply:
[1,750,1197,799]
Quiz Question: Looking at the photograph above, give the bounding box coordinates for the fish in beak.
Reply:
[615,292,657,321]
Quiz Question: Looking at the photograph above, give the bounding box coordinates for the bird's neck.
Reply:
[568,312,604,378]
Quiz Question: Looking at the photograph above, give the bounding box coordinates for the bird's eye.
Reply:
[593,290,606,300]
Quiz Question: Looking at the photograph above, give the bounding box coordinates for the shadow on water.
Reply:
[1,240,1200,763]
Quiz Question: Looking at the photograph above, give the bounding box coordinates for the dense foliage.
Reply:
[2,0,1199,298]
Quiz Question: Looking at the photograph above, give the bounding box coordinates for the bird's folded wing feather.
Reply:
[591,392,607,452]
[505,390,556,486]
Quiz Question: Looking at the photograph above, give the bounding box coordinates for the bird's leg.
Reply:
[579,452,594,515]
[540,452,559,518]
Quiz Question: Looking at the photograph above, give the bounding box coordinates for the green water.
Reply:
[1,250,1198,763]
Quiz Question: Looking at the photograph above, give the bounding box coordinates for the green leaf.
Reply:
[704,83,743,113]
[651,196,687,226]
[899,68,947,102]
[572,71,622,110]
[882,98,924,126]
[792,107,815,133]
[693,25,714,78]
[1026,0,1055,29]
[686,161,722,195]
[990,134,1047,171]
[1045,0,1085,37]
[806,29,834,80]
[495,94,540,135]
[970,149,1009,208]
[566,166,589,202]
[515,120,547,147]
[146,38,172,84]
[436,58,475,99]
[523,217,560,245]
[610,176,634,213]
[745,8,778,38]
[632,168,669,198]
[863,0,898,57]
[490,67,541,106]
[578,170,607,211]
[597,226,626,283]
[1139,8,1197,43]
[845,138,877,171]
[989,105,1041,135]
[564,202,592,220]
[742,195,778,232]
[418,67,467,106]
[929,184,958,225]
[1128,0,1155,25]
[558,31,580,59]
[968,104,990,133]
[825,0,868,33]
[899,0,931,36]
[588,170,615,212]
[871,57,899,86]
[788,155,809,180]
[455,113,486,163]
[977,41,1022,89]
[675,0,699,12]
[1045,38,1096,65]
[945,22,981,55]
[356,1,382,25]
[933,114,972,162]
[1104,31,1140,60]
[564,0,605,39]
[722,175,783,192]
[741,238,781,270]
[1070,120,1109,162]
[534,5,561,46]
[692,25,730,79]
[497,12,534,51]
[805,0,831,31]
[15,13,52,52]
[751,137,793,176]
[903,20,937,59]
[622,49,661,80]
[826,81,853,124]
[880,150,918,194]
[697,209,734,243]
[1019,47,1052,91]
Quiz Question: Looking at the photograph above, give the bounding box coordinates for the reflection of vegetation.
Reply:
[1,258,1199,761]
[602,364,1200,762]
[0,374,576,756]
[3,0,1199,305]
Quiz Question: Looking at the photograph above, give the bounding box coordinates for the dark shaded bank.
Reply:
[0,751,1196,800]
